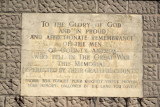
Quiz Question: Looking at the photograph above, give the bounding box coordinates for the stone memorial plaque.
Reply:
[21,13,143,97]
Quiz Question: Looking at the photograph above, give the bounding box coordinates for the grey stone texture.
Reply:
[0,30,6,46]
[0,47,6,61]
[158,33,160,46]
[143,31,157,47]
[0,0,159,107]
[143,15,158,30]
[144,81,160,97]
[6,47,21,62]
[158,16,160,29]
[99,0,127,13]
[8,0,37,12]
[6,96,23,107]
[69,0,96,13]
[128,98,158,107]
[0,96,5,107]
[98,97,126,107]
[37,97,67,107]
[0,14,21,29]
[23,97,36,107]
[0,0,6,12]
[0,30,21,46]
[6,62,20,79]
[158,1,160,14]
[0,79,20,95]
[144,64,157,80]
[6,96,36,107]
[127,98,141,107]
[39,0,66,12]
[6,30,21,46]
[141,98,158,107]
[68,97,94,107]
[129,1,157,14]
[159,65,160,79]
[0,63,5,78]
[144,48,160,63]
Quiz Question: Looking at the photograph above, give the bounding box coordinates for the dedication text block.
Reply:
[21,14,143,97]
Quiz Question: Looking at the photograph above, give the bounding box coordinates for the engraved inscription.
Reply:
[21,14,143,97]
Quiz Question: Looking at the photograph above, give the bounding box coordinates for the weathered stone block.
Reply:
[158,98,160,107]
[69,0,96,13]
[99,0,127,13]
[144,81,160,97]
[6,47,21,62]
[37,97,67,107]
[0,47,6,61]
[0,0,6,12]
[158,65,160,80]
[24,97,36,107]
[6,96,36,107]
[144,48,160,63]
[128,98,158,107]
[158,16,160,30]
[6,96,21,107]
[144,31,157,47]
[129,1,157,14]
[141,98,158,107]
[144,64,157,80]
[0,63,5,78]
[0,79,20,94]
[0,14,21,28]
[68,97,94,107]
[6,62,20,79]
[0,30,6,46]
[98,97,126,107]
[23,97,36,107]
[0,47,20,64]
[143,15,157,30]
[158,1,160,14]
[127,98,141,107]
[158,33,160,46]
[6,30,21,46]
[39,0,66,12]
[8,0,37,12]
[0,96,5,107]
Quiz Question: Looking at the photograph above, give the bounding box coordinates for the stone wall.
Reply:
[0,0,159,107]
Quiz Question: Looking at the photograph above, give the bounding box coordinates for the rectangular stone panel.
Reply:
[129,1,157,14]
[8,0,37,12]
[21,13,143,97]
[0,14,21,29]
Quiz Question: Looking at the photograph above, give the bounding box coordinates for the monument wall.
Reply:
[0,0,160,106]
